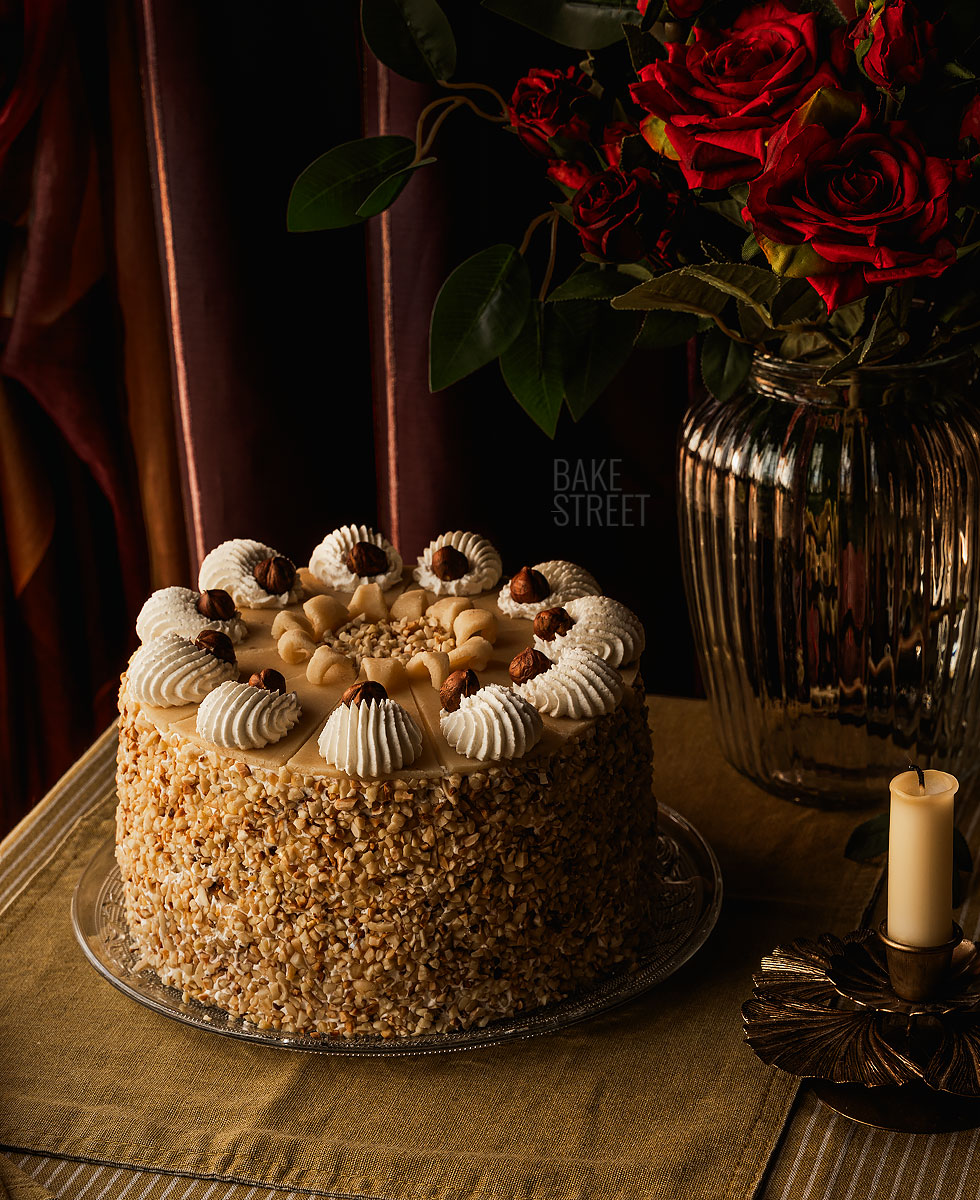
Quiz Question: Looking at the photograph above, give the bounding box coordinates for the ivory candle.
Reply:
[887,768,958,948]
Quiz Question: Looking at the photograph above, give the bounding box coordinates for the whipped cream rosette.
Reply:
[196,680,301,749]
[533,596,645,667]
[413,531,503,596]
[198,539,302,608]
[127,633,238,707]
[497,560,601,618]
[514,646,623,718]
[318,695,422,777]
[308,524,402,591]
[136,586,248,644]
[440,684,542,761]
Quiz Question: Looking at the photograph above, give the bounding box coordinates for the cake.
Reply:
[114,528,657,1038]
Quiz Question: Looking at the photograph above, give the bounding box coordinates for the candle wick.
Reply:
[908,762,926,794]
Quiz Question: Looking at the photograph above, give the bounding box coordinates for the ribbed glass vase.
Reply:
[678,352,980,807]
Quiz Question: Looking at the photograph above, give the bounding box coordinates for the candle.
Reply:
[887,767,957,948]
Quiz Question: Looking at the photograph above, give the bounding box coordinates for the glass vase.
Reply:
[678,352,980,807]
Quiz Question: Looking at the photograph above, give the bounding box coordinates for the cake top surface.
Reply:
[124,529,644,781]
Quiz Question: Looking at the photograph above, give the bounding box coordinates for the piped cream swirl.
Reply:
[514,646,623,718]
[413,531,502,596]
[198,539,303,609]
[439,684,543,761]
[497,560,601,618]
[127,634,238,708]
[534,596,644,667]
[196,680,302,749]
[318,698,422,777]
[135,586,248,644]
[308,525,402,591]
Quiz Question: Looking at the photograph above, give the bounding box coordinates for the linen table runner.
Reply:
[0,700,880,1200]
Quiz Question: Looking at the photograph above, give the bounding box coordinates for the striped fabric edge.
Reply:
[0,1153,391,1200]
[0,724,118,919]
[757,795,980,1200]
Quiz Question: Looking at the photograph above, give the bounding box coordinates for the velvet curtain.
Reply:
[0,0,185,836]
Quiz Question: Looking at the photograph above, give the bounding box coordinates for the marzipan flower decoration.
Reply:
[290,0,980,429]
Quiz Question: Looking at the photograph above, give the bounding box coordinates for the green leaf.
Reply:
[635,309,699,350]
[480,0,641,49]
[701,197,748,228]
[287,137,415,231]
[844,812,889,863]
[700,328,752,402]
[612,263,780,328]
[361,0,457,82]
[429,245,531,392]
[828,296,867,342]
[553,300,642,420]
[547,267,642,302]
[771,278,826,328]
[742,234,762,263]
[737,301,773,344]
[356,156,436,218]
[819,287,910,384]
[623,23,664,72]
[499,302,565,437]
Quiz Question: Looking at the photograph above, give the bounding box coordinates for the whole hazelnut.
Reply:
[194,629,237,665]
[346,541,388,577]
[341,680,388,707]
[253,555,296,595]
[248,668,286,694]
[509,566,550,604]
[440,668,480,712]
[431,545,469,582]
[509,647,551,685]
[196,588,237,621]
[533,606,574,642]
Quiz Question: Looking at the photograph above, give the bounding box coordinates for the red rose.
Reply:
[743,95,955,311]
[850,0,938,91]
[509,66,596,158]
[600,121,636,168]
[571,167,683,265]
[630,1,844,190]
[546,159,595,192]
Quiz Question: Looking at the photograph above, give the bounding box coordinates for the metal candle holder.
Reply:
[743,923,980,1132]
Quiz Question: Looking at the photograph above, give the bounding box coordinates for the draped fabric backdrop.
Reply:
[0,0,696,838]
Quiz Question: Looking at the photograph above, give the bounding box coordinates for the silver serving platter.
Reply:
[72,803,721,1055]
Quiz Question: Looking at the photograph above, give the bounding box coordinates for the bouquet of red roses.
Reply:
[290,0,980,431]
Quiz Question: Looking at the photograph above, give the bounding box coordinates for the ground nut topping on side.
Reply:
[318,697,423,777]
[439,684,543,761]
[414,531,503,596]
[534,595,645,667]
[196,680,301,749]
[308,525,402,591]
[497,560,601,617]
[136,586,249,644]
[198,539,303,609]
[127,633,238,707]
[515,646,623,718]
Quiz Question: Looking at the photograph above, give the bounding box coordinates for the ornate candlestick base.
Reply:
[743,924,980,1133]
